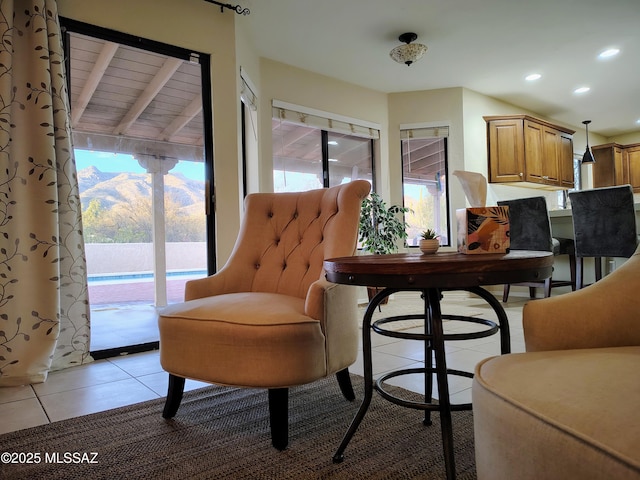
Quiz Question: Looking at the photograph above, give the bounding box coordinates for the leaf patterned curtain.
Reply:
[0,0,92,386]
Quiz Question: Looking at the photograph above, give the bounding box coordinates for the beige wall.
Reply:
[58,0,241,265]
[610,131,640,145]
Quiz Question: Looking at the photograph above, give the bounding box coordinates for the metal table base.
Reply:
[333,286,511,480]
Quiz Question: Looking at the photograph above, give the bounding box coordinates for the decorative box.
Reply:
[456,206,510,254]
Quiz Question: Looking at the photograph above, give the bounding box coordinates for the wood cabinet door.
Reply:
[523,120,545,183]
[487,119,525,182]
[625,145,640,192]
[559,132,574,188]
[614,146,625,186]
[541,125,561,186]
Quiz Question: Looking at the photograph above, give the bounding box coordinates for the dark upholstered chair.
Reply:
[568,185,638,289]
[497,196,575,302]
[158,180,371,450]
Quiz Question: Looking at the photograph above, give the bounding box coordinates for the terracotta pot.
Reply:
[419,238,440,254]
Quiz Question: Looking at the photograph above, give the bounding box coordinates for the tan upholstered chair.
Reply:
[158,180,371,450]
[473,246,640,479]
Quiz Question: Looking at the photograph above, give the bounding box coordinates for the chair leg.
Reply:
[528,286,536,299]
[502,284,510,303]
[162,374,186,419]
[336,368,355,401]
[543,277,552,298]
[576,257,584,290]
[569,254,577,291]
[268,388,289,451]
[595,257,603,282]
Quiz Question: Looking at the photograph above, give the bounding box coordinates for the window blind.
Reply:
[400,125,449,139]
[240,72,257,111]
[272,101,380,140]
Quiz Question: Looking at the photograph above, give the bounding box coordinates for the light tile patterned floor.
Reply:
[0,291,530,435]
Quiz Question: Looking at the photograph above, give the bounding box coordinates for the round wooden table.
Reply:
[324,251,553,480]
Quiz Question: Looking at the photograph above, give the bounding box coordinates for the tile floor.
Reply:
[0,290,530,436]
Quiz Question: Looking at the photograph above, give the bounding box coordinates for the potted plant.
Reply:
[359,192,410,255]
[359,192,410,302]
[419,229,440,254]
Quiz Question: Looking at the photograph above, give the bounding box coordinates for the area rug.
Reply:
[0,376,477,479]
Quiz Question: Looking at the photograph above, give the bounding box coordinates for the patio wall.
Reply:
[85,242,206,275]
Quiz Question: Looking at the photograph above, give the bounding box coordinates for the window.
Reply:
[272,102,377,192]
[400,125,450,246]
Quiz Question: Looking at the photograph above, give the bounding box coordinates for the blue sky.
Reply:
[74,149,203,181]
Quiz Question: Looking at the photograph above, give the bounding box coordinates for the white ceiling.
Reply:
[238,0,640,138]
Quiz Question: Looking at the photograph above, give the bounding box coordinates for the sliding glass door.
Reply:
[62,19,214,357]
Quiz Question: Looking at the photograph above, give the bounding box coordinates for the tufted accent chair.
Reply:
[158,180,371,450]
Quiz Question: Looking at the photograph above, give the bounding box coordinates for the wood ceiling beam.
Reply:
[113,57,183,136]
[71,41,119,127]
[274,125,317,151]
[160,95,203,141]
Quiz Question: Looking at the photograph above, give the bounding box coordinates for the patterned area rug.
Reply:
[0,376,477,479]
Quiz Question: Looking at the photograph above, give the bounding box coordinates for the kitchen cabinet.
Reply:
[484,115,575,189]
[592,143,640,192]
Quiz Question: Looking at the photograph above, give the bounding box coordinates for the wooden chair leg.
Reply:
[528,286,536,299]
[543,277,552,297]
[502,284,510,303]
[336,368,355,401]
[162,374,186,419]
[268,388,289,451]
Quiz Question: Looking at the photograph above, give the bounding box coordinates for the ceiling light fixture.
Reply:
[390,33,428,66]
[582,120,595,163]
[525,73,542,81]
[574,86,590,94]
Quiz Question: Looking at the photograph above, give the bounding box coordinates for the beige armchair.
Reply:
[158,180,371,450]
[473,246,640,479]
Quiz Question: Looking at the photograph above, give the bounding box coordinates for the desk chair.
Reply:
[568,184,638,289]
[158,180,371,450]
[498,196,576,301]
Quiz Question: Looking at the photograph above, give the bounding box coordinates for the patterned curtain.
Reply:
[0,0,92,386]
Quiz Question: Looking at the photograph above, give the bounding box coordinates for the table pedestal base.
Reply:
[333,286,511,480]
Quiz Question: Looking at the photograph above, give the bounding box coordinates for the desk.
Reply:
[324,251,553,480]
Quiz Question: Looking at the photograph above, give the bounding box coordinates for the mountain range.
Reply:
[78,166,205,214]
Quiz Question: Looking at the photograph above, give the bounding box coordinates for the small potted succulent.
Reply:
[419,228,440,254]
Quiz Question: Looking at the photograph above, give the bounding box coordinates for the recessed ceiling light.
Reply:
[574,86,591,94]
[525,73,542,81]
[328,141,338,146]
[636,119,640,124]
[599,48,620,59]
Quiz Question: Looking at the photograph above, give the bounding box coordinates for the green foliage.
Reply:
[82,196,205,243]
[420,228,439,240]
[359,192,410,254]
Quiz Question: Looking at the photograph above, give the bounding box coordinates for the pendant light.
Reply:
[582,120,595,163]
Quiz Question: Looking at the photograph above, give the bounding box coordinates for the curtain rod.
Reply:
[203,0,250,15]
